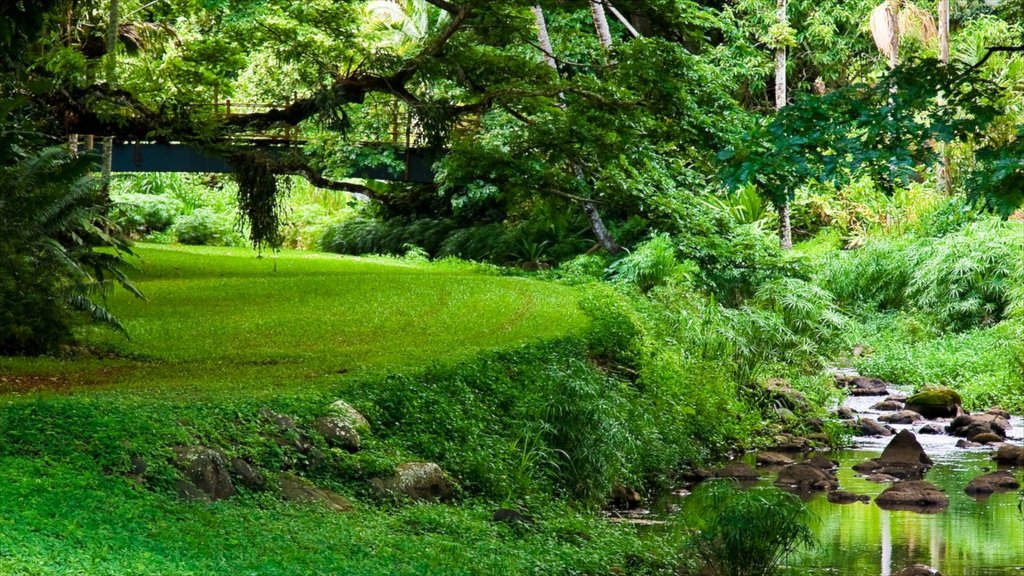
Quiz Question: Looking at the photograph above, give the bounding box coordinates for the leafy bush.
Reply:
[684,482,816,576]
[111,193,183,235]
[171,209,245,246]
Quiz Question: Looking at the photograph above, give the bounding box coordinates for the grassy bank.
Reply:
[0,245,692,575]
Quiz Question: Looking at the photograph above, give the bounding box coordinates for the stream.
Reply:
[656,387,1024,575]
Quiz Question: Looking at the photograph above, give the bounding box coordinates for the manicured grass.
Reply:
[0,244,586,397]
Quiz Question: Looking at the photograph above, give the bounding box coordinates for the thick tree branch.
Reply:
[967,45,1024,73]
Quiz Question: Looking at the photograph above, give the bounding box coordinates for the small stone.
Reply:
[713,461,759,481]
[970,432,1004,444]
[835,406,856,420]
[864,473,898,483]
[878,410,924,425]
[828,490,869,504]
[803,454,838,470]
[965,470,1020,495]
[871,400,904,411]
[775,463,838,491]
[918,423,943,435]
[987,406,1011,419]
[956,439,981,449]
[993,444,1024,464]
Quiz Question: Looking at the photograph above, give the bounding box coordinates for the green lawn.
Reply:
[0,244,585,398]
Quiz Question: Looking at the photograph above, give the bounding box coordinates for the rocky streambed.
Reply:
[641,371,1024,576]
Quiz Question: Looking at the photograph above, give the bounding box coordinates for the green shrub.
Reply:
[555,254,609,284]
[437,223,514,261]
[111,193,183,235]
[172,209,245,246]
[684,482,816,576]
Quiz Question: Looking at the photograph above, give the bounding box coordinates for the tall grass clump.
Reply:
[817,219,1024,331]
[606,233,694,292]
[682,482,816,576]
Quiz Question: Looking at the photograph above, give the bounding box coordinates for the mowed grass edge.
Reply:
[0,244,587,398]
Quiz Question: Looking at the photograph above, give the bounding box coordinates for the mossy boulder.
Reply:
[905,387,962,419]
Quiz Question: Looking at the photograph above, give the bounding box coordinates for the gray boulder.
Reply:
[230,458,266,491]
[313,416,361,452]
[853,430,932,479]
[879,430,933,466]
[173,446,236,501]
[947,413,1010,438]
[328,400,371,429]
[371,462,453,501]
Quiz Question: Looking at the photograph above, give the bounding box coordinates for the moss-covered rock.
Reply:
[905,387,962,419]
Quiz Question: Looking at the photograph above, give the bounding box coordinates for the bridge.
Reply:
[110,141,436,184]
[104,98,437,183]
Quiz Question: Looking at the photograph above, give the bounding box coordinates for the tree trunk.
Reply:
[775,0,792,250]
[101,0,120,200]
[937,0,952,193]
[938,0,949,64]
[589,1,613,49]
[887,0,901,69]
[532,6,557,70]
[584,200,620,254]
[777,202,792,250]
[534,5,620,254]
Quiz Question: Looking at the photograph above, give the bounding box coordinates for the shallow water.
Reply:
[661,392,1024,575]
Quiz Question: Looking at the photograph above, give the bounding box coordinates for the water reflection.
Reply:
[662,449,1024,575]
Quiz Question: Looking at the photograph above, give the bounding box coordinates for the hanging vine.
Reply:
[229,151,288,252]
